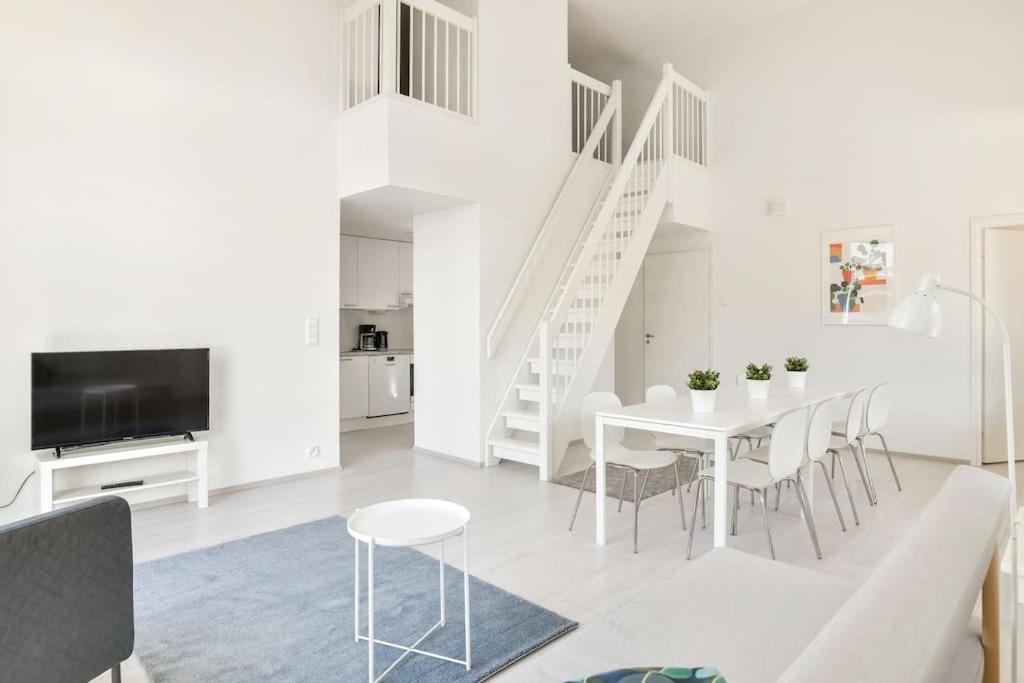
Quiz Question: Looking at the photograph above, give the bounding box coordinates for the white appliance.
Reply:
[368,354,411,417]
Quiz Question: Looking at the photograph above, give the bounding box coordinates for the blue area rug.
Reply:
[134,517,577,682]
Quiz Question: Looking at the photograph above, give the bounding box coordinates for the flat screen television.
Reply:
[31,349,210,452]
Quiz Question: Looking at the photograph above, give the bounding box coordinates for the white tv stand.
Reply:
[35,437,208,512]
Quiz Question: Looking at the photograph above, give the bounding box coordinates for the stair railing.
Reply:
[485,74,621,358]
[544,65,678,408]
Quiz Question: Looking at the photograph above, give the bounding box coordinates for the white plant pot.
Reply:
[747,379,770,400]
[787,370,807,389]
[690,388,718,413]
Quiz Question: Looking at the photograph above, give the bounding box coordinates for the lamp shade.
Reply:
[887,274,942,338]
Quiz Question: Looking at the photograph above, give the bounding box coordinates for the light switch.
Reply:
[305,316,319,346]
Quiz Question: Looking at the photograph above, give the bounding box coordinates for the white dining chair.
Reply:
[645,385,714,485]
[862,383,902,493]
[687,408,822,561]
[828,388,874,516]
[743,399,849,531]
[569,392,685,553]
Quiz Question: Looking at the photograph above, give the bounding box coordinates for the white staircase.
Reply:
[486,64,708,480]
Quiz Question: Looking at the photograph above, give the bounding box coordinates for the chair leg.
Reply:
[774,482,782,511]
[850,443,875,506]
[795,473,823,559]
[673,458,687,530]
[687,478,703,559]
[857,438,879,504]
[875,431,902,492]
[831,450,837,478]
[731,485,740,535]
[617,469,628,513]
[755,488,775,560]
[686,455,700,492]
[568,463,594,531]
[111,663,122,683]
[700,471,707,528]
[816,459,847,531]
[832,449,860,526]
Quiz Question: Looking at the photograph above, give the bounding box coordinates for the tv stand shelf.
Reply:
[35,438,208,512]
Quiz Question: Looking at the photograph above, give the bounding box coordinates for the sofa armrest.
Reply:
[0,496,134,683]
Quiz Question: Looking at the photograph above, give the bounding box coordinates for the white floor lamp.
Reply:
[888,274,1019,681]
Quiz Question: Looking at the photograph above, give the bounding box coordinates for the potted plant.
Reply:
[839,262,862,283]
[745,363,772,399]
[687,368,720,413]
[785,356,809,388]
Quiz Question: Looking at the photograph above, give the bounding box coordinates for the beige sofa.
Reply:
[513,466,1009,682]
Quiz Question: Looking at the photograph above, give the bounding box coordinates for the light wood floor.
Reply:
[108,423,1020,682]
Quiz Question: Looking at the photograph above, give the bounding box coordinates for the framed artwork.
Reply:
[821,225,895,325]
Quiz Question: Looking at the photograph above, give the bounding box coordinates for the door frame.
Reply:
[969,213,1024,466]
[641,246,715,388]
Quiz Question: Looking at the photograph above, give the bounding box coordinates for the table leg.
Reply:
[439,540,446,624]
[713,433,729,548]
[367,539,375,683]
[354,539,360,642]
[463,526,471,670]
[595,415,607,545]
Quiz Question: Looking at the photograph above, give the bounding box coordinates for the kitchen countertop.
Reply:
[340,348,413,358]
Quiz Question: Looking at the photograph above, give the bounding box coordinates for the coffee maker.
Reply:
[374,330,389,350]
[358,324,377,351]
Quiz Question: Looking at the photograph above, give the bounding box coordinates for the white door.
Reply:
[340,235,359,309]
[982,225,1024,463]
[340,356,369,419]
[357,238,400,310]
[643,249,711,392]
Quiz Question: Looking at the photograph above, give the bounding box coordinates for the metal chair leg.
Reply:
[832,449,860,526]
[686,455,700,492]
[875,431,902,492]
[795,473,823,559]
[731,485,740,535]
[568,463,594,531]
[687,478,704,559]
[756,488,775,560]
[850,443,875,506]
[673,457,687,530]
[774,482,782,511]
[816,459,847,531]
[617,469,628,512]
[856,438,879,504]
[831,450,837,478]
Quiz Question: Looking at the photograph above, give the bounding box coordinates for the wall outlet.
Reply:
[307,444,320,459]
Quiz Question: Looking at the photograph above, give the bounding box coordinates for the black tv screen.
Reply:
[31,349,210,451]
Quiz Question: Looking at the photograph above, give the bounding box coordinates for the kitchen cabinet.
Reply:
[340,356,369,419]
[340,235,359,309]
[356,238,400,310]
[399,242,414,296]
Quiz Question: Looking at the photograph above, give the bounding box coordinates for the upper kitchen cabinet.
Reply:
[399,242,413,296]
[356,237,400,310]
[340,235,359,309]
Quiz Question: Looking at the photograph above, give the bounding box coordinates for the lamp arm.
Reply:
[938,283,1018,680]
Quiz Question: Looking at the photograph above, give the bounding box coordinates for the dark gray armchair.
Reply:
[0,496,134,683]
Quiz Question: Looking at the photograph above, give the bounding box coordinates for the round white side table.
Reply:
[347,498,471,683]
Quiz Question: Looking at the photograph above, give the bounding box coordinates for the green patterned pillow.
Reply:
[569,666,726,683]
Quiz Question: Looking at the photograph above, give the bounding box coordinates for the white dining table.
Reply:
[593,384,864,547]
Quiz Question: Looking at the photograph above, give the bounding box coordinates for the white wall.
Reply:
[414,204,481,462]
[613,0,1024,460]
[0,0,341,522]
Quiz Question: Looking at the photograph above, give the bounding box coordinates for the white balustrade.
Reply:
[340,0,477,118]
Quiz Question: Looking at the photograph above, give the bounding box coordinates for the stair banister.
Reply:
[547,68,674,331]
[485,78,621,358]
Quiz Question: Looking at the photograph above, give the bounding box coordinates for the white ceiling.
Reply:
[568,0,823,74]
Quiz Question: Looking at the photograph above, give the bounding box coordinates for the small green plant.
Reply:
[745,363,772,381]
[687,369,720,391]
[785,356,809,372]
[839,262,862,272]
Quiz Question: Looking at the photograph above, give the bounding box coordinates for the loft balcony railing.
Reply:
[340,0,477,118]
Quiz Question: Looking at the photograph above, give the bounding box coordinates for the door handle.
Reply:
[645,333,655,339]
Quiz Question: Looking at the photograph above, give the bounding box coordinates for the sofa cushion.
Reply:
[510,548,853,683]
[780,466,1009,682]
